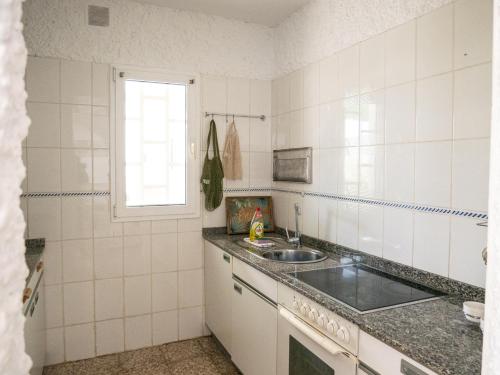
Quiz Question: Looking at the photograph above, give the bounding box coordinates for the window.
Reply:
[111,67,199,220]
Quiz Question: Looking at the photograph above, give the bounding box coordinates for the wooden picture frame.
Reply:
[225,196,275,235]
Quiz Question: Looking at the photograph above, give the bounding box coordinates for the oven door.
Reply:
[277,306,357,375]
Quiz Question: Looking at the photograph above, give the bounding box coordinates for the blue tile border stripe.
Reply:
[21,188,488,220]
[20,189,273,198]
[271,188,488,220]
[21,191,110,198]
[223,187,272,193]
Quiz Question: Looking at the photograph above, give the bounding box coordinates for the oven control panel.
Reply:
[278,283,359,355]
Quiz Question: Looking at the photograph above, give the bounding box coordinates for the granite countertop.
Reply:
[203,231,483,375]
[25,238,45,285]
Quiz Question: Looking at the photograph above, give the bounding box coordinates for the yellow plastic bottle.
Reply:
[249,207,264,242]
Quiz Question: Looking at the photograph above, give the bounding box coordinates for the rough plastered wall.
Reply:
[273,0,453,75]
[0,0,32,374]
[22,0,274,80]
[483,1,500,373]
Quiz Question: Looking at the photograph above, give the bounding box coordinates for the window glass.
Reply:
[289,336,335,375]
[124,80,186,207]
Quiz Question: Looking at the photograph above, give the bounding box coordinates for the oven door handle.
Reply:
[279,306,357,362]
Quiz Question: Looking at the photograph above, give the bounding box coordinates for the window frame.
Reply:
[110,65,200,221]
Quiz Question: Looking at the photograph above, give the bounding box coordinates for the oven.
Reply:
[277,285,359,375]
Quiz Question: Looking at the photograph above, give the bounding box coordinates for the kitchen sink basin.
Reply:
[260,248,327,264]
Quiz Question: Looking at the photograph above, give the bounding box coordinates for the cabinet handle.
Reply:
[233,283,242,294]
[223,254,230,263]
[401,360,428,375]
[23,288,32,304]
[358,362,380,375]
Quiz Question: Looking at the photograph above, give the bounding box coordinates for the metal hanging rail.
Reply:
[204,112,266,121]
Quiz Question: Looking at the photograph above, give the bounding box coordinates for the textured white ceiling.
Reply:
[132,0,310,26]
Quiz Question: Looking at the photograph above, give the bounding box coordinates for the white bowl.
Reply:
[463,301,485,323]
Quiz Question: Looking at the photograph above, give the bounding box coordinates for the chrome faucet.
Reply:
[286,203,301,247]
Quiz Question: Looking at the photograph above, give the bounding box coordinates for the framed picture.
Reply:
[226,196,274,234]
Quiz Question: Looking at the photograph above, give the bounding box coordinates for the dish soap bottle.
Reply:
[249,207,264,242]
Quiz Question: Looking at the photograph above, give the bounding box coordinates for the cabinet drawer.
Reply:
[205,241,232,269]
[359,331,437,375]
[233,258,277,303]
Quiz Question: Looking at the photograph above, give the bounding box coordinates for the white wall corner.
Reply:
[0,0,32,374]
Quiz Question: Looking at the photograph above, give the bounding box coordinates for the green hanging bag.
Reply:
[201,119,224,211]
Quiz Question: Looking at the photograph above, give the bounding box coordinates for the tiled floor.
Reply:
[43,336,240,375]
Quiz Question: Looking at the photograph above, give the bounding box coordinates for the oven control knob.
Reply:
[326,320,339,335]
[300,304,311,316]
[337,327,350,343]
[308,308,318,321]
[317,314,327,328]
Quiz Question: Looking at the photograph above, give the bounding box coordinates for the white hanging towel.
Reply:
[222,121,242,180]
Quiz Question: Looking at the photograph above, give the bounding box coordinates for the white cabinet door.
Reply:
[205,241,233,353]
[232,278,277,375]
[359,331,437,375]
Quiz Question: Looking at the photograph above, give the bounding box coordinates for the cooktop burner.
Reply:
[289,264,445,313]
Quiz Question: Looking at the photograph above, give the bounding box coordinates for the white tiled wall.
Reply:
[21,0,489,365]
[21,57,272,365]
[201,75,273,228]
[271,0,491,288]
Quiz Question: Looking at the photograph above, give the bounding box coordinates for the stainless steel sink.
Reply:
[260,248,327,264]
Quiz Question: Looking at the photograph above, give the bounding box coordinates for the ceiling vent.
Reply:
[88,5,109,27]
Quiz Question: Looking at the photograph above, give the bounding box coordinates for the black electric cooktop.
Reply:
[289,264,445,313]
